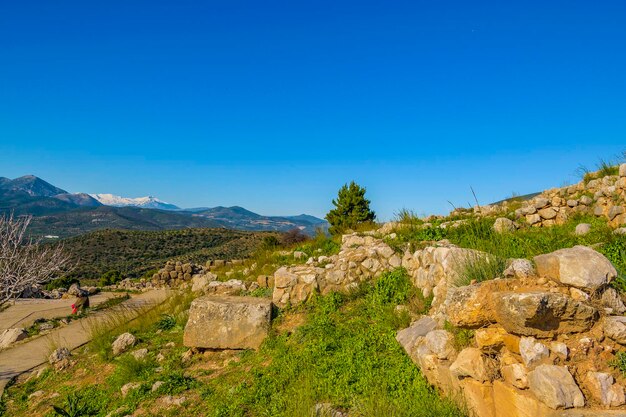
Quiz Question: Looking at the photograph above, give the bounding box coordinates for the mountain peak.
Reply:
[0,175,68,197]
[90,193,180,210]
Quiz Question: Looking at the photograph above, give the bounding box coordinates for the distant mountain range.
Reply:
[90,193,180,210]
[0,175,328,238]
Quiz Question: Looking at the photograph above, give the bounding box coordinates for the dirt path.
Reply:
[0,289,170,397]
[0,293,119,331]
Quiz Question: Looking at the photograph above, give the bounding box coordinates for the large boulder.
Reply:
[444,280,513,328]
[491,291,598,337]
[396,316,438,354]
[183,295,272,350]
[527,365,585,409]
[112,332,136,356]
[534,246,617,292]
[0,328,27,348]
[449,347,496,382]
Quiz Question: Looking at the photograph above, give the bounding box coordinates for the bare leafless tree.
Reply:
[0,213,72,305]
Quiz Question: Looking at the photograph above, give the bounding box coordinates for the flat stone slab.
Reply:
[183,295,272,350]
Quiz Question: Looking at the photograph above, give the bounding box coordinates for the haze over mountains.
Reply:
[0,175,327,237]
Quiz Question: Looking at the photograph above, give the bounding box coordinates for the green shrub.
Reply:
[52,392,98,417]
[45,276,80,290]
[610,351,626,376]
[444,321,475,351]
[155,314,177,331]
[370,268,412,306]
[326,181,376,235]
[100,270,123,287]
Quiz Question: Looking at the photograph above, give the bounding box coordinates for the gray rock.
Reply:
[550,341,569,360]
[519,337,550,368]
[112,333,136,356]
[449,347,496,382]
[131,348,148,360]
[503,259,535,279]
[534,246,617,291]
[585,372,626,407]
[121,382,141,397]
[492,291,598,337]
[538,207,557,220]
[604,316,626,344]
[574,223,591,236]
[396,317,438,353]
[527,214,542,225]
[151,381,164,392]
[0,328,28,348]
[534,198,550,209]
[567,199,579,208]
[528,365,585,409]
[614,228,626,235]
[600,287,626,314]
[501,363,529,389]
[183,295,272,350]
[493,218,516,233]
[609,206,625,221]
[424,330,455,360]
[579,195,593,205]
[191,273,217,293]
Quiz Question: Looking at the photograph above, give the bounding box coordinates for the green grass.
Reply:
[3,271,464,417]
[610,351,626,377]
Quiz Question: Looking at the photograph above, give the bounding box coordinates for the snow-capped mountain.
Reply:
[90,193,180,210]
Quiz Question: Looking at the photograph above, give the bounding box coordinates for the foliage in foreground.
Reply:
[2,272,464,417]
[197,270,463,417]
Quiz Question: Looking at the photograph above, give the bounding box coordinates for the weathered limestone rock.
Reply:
[609,206,625,221]
[574,223,591,236]
[256,275,273,288]
[535,198,550,209]
[121,382,141,397]
[112,333,136,356]
[460,378,496,417]
[494,217,516,233]
[450,347,497,382]
[534,246,617,291]
[475,327,507,350]
[424,330,456,360]
[538,207,557,220]
[519,337,549,368]
[600,287,626,314]
[48,347,72,370]
[550,342,568,360]
[503,259,535,280]
[492,291,598,337]
[603,316,626,344]
[585,372,626,407]
[0,328,28,348]
[191,273,217,293]
[183,296,272,350]
[527,214,541,225]
[444,280,512,328]
[527,365,585,409]
[501,363,528,389]
[620,163,626,178]
[396,316,438,354]
[131,348,148,360]
[580,195,593,206]
[206,279,246,295]
[492,380,555,417]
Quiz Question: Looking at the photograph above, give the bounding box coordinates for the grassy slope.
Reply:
[1,271,464,417]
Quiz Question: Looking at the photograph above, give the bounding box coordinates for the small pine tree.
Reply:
[325,181,376,235]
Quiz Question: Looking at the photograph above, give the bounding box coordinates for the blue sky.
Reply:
[1,1,625,220]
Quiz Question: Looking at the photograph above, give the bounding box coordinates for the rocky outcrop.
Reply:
[534,246,617,291]
[0,328,27,349]
[183,295,272,350]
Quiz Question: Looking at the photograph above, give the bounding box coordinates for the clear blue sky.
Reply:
[1,1,624,220]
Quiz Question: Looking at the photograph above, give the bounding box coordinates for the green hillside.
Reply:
[58,228,274,281]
